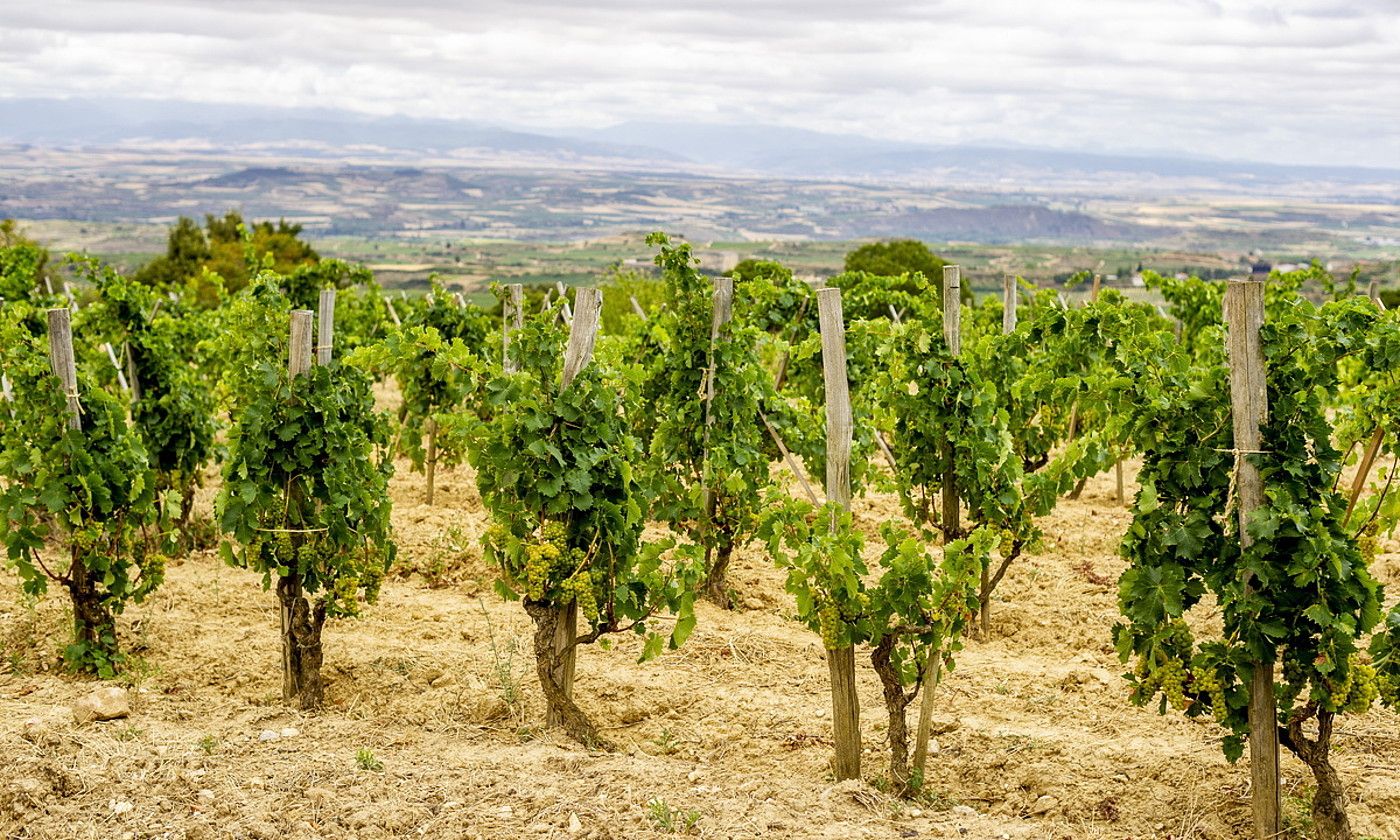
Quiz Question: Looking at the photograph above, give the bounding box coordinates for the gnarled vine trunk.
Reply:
[1281,707,1352,840]
[871,635,914,793]
[701,540,735,609]
[66,550,117,668]
[277,575,326,710]
[524,600,608,748]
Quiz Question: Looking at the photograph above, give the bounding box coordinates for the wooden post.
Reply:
[888,304,903,325]
[630,295,648,321]
[288,310,313,378]
[317,289,336,366]
[46,309,81,432]
[63,282,78,313]
[545,286,601,727]
[424,418,438,505]
[385,298,402,328]
[1369,277,1381,309]
[1345,427,1385,525]
[700,278,735,603]
[912,268,965,781]
[1115,459,1126,506]
[942,264,964,541]
[1002,275,1017,334]
[102,343,131,394]
[560,288,601,390]
[452,292,467,309]
[1226,278,1279,840]
[1090,273,1102,303]
[816,287,860,781]
[503,283,523,374]
[282,310,314,704]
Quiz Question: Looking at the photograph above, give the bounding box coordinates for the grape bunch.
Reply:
[1379,672,1400,708]
[523,541,562,600]
[1327,654,1380,714]
[560,570,600,622]
[1189,666,1229,723]
[817,600,843,650]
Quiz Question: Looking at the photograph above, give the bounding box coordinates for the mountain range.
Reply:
[4,97,1399,189]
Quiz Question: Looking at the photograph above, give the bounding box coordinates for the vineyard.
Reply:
[2,226,1400,840]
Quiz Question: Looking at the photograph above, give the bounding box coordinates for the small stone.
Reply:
[498,805,514,818]
[73,687,131,724]
[110,800,134,815]
[470,697,509,723]
[686,768,703,782]
[197,789,215,803]
[1029,795,1058,816]
[568,812,583,834]
[279,727,300,738]
[430,673,456,688]
[21,717,56,745]
[423,668,445,684]
[743,597,765,610]
[951,804,977,817]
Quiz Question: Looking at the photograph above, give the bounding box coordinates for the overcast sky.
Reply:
[2,0,1398,167]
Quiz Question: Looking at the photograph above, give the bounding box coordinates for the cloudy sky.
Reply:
[2,0,1398,167]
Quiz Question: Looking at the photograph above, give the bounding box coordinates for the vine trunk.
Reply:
[277,576,326,710]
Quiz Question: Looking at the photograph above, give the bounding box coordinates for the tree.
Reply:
[844,240,946,279]
[135,212,320,304]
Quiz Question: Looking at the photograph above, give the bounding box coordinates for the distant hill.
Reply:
[5,98,1400,189]
[0,98,680,163]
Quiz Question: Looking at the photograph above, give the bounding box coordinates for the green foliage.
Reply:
[466,305,701,657]
[215,279,395,620]
[72,259,217,544]
[1114,292,1384,762]
[135,212,319,305]
[636,233,774,600]
[598,268,665,335]
[357,281,492,473]
[0,308,162,675]
[844,240,946,285]
[0,220,57,303]
[1140,271,1222,361]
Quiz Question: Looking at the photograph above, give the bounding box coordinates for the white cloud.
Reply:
[1,0,1397,166]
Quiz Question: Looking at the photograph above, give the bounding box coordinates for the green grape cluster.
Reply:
[1190,666,1229,723]
[560,571,600,622]
[523,541,562,600]
[1327,655,1380,714]
[837,592,870,622]
[1135,658,1189,711]
[818,600,842,650]
[1379,672,1400,708]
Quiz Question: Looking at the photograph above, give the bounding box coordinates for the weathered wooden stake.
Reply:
[281,310,317,707]
[46,308,81,431]
[102,342,131,394]
[544,286,602,728]
[288,310,313,378]
[912,268,964,781]
[503,283,523,374]
[1225,278,1280,840]
[700,277,735,604]
[816,287,860,781]
[385,298,402,328]
[1090,273,1102,303]
[1003,274,1017,334]
[630,295,648,321]
[317,289,336,366]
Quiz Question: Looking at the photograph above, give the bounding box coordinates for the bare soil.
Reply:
[3,461,1399,840]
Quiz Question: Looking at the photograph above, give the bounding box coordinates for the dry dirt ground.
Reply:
[3,459,1400,840]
